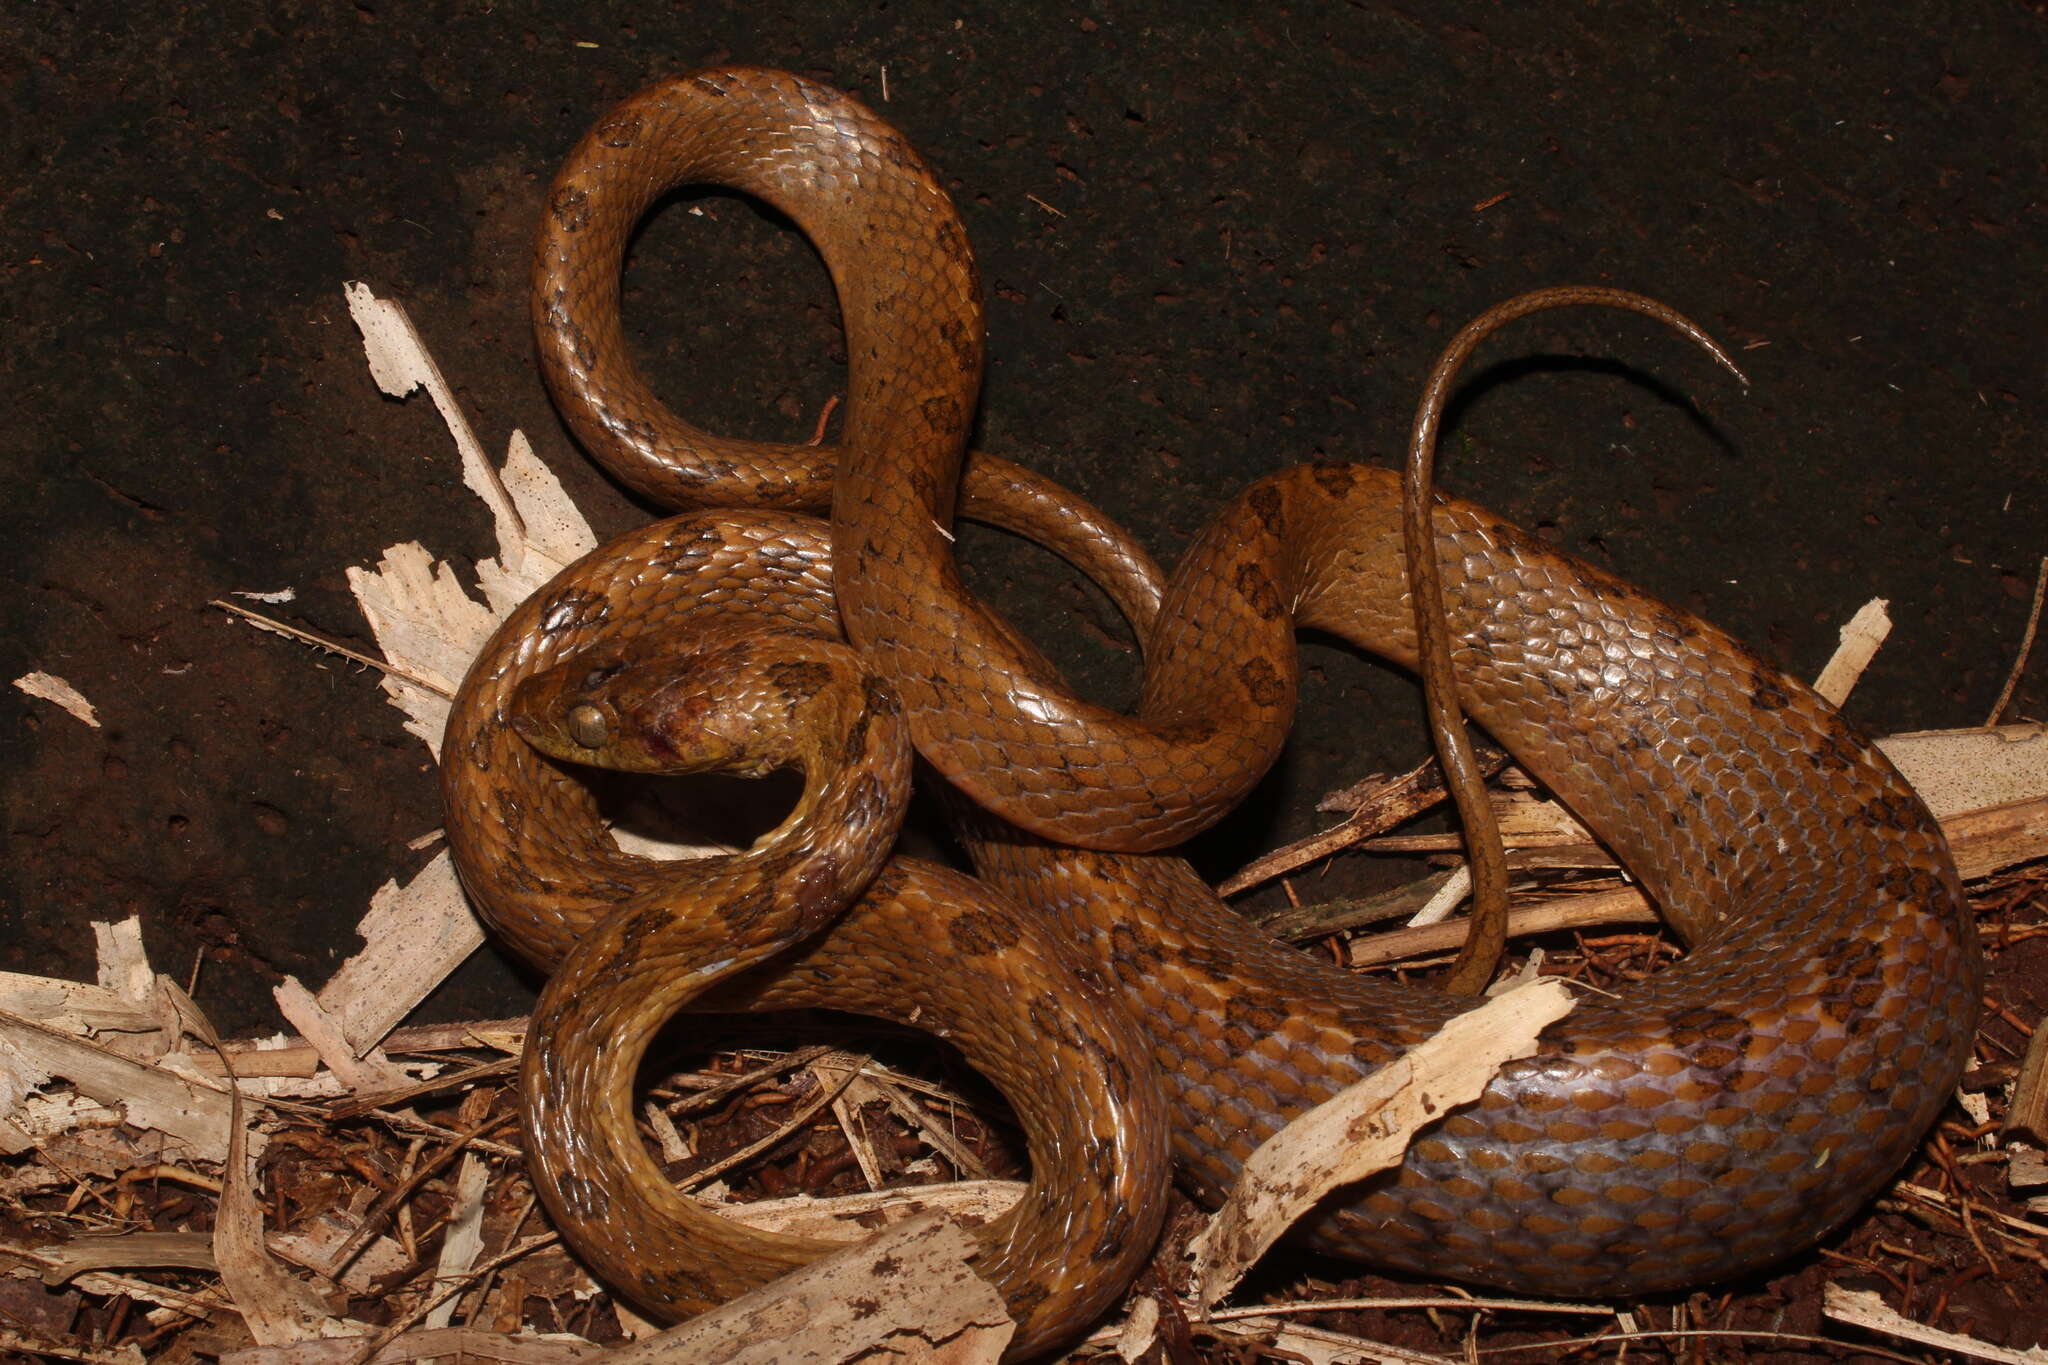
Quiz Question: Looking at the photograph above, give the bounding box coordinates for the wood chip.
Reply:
[1879,723,2048,820]
[34,1231,217,1286]
[1939,794,2048,880]
[1113,1293,1160,1361]
[12,672,100,727]
[1823,1283,2048,1364]
[344,540,502,752]
[0,1325,140,1365]
[423,1144,492,1329]
[1215,1316,1461,1365]
[1224,745,1510,896]
[1404,863,1471,928]
[0,974,159,1040]
[1346,778,2047,969]
[0,1007,238,1162]
[270,1213,409,1297]
[1348,888,1657,968]
[1186,980,1576,1309]
[809,1062,992,1182]
[174,1017,528,1080]
[1813,598,1892,705]
[341,284,595,758]
[600,1212,1011,1364]
[315,852,485,1057]
[211,1026,341,1345]
[270,979,410,1094]
[814,1061,886,1192]
[219,1327,603,1364]
[2002,1015,2048,1146]
[727,1179,1025,1242]
[93,919,158,1016]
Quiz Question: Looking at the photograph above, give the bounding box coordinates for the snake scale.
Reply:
[441,67,1982,1359]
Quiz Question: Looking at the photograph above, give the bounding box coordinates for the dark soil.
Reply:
[2,1,2043,1356]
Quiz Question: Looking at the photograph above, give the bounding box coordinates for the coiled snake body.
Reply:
[443,67,1981,1358]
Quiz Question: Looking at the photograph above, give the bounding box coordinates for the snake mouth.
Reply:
[505,701,544,742]
[507,700,601,746]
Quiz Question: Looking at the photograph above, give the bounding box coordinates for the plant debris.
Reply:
[3,285,2041,1364]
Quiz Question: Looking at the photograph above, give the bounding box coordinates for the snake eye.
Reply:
[566,703,609,749]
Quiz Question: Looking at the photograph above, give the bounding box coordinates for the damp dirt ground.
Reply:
[3,3,2044,1356]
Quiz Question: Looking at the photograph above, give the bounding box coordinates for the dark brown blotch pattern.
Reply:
[948,907,1025,956]
[1233,561,1284,621]
[1238,656,1286,707]
[549,185,592,232]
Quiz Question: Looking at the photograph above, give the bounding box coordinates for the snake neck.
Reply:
[500,621,914,954]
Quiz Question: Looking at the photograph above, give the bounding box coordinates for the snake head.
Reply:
[508,628,839,779]
[510,643,667,772]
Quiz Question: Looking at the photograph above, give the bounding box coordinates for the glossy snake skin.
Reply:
[441,66,1982,1357]
[444,532,1171,1359]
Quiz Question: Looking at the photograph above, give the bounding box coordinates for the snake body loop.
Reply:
[444,66,1982,1354]
[448,551,1170,1359]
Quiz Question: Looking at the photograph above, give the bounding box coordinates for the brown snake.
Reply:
[489,618,1170,1356]
[443,67,1982,1357]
